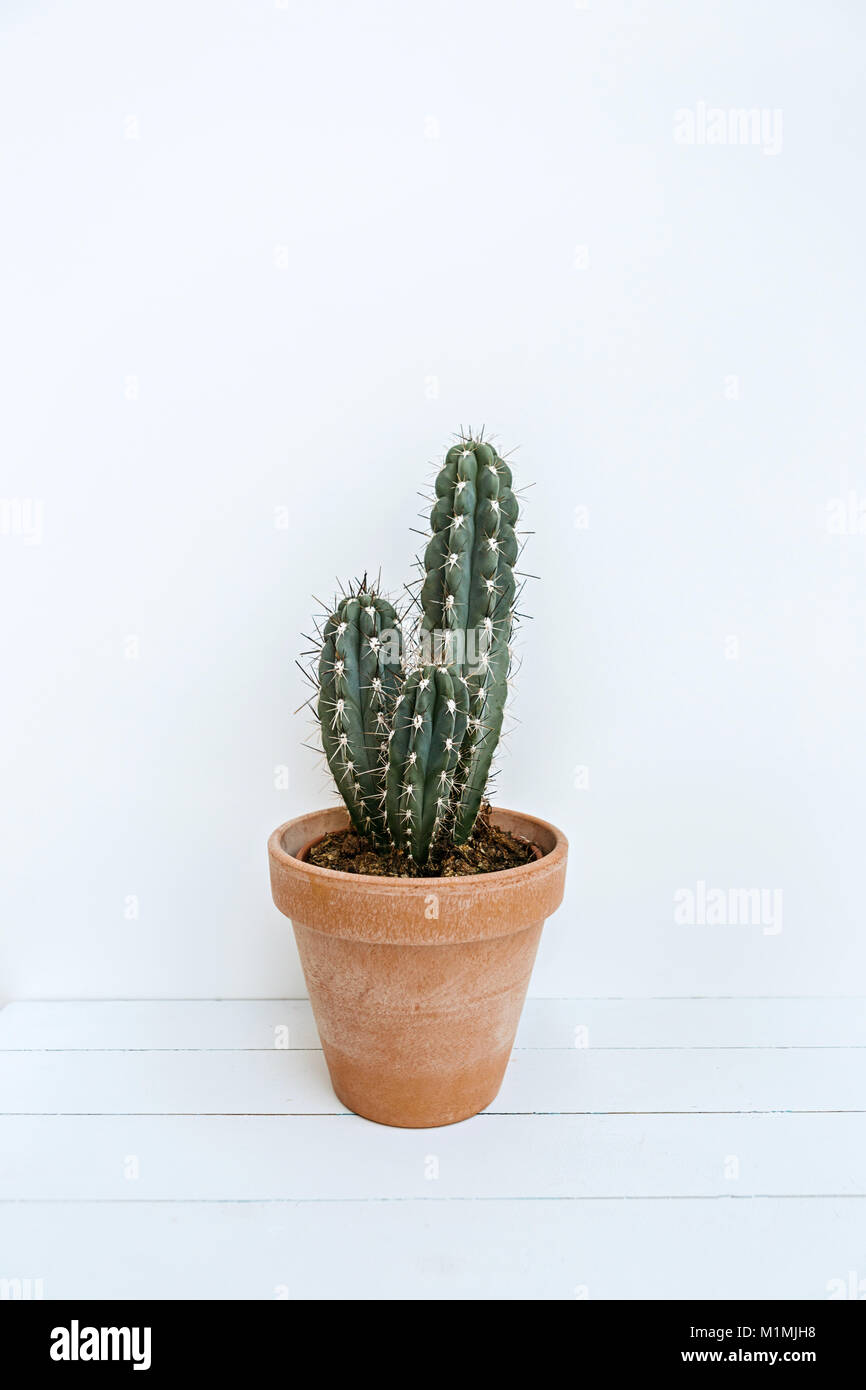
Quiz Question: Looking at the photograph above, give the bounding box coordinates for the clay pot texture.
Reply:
[268,807,568,1128]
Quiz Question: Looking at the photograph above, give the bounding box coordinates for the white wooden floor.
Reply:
[1,998,864,1300]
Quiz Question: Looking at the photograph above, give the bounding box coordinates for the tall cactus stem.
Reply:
[418,435,519,842]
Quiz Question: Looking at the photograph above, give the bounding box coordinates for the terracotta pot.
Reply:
[268,806,568,1128]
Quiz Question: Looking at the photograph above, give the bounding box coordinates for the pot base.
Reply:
[292,917,543,1129]
[329,1063,505,1129]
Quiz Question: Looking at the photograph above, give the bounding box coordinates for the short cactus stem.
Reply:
[317,586,403,840]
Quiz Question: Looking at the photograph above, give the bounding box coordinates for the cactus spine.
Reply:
[317,587,402,839]
[418,436,519,842]
[385,664,469,864]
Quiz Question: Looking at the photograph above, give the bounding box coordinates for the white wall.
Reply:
[2,0,864,1004]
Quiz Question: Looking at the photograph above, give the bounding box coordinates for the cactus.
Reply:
[316,585,403,840]
[385,664,469,864]
[417,435,519,842]
[305,431,524,866]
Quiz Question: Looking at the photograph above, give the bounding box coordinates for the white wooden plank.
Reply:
[517,997,866,1049]
[1,1197,861,1299]
[1,1046,863,1115]
[499,1048,866,1115]
[0,1001,321,1051]
[1,1112,864,1201]
[2,997,864,1051]
[0,1049,339,1115]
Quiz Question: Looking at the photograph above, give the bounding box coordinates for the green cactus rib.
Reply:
[454,445,519,842]
[317,588,402,839]
[418,437,519,843]
[385,664,469,864]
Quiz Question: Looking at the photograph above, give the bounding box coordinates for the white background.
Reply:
[2,0,864,1005]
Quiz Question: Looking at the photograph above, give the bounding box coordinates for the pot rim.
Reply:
[268,805,568,892]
